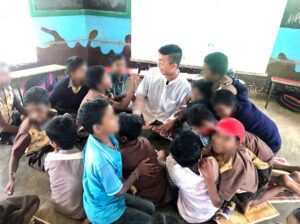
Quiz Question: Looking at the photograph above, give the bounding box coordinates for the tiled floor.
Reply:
[0,95,299,224]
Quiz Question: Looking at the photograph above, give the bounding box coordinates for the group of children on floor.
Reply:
[1,44,300,224]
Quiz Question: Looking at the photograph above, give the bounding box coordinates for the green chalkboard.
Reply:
[280,0,300,29]
[28,0,131,18]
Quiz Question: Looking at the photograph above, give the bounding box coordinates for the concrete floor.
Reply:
[0,95,300,224]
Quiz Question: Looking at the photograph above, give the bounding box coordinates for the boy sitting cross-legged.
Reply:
[44,114,85,220]
[78,99,157,224]
[166,131,219,223]
[118,113,171,207]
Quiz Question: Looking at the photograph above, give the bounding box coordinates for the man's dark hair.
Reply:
[45,114,77,149]
[119,113,143,141]
[65,56,86,75]
[192,79,214,99]
[211,89,237,107]
[158,44,182,67]
[187,104,216,127]
[78,98,110,134]
[110,54,125,65]
[23,86,49,106]
[85,66,105,90]
[169,131,203,167]
[204,52,228,76]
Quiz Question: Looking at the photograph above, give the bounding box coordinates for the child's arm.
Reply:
[232,79,249,100]
[111,74,139,111]
[0,114,19,133]
[5,132,31,195]
[13,93,27,116]
[115,158,158,196]
[199,158,223,207]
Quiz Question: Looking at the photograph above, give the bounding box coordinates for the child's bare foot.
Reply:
[240,201,252,214]
[277,173,300,197]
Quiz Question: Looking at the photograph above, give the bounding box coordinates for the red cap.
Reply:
[214,118,245,141]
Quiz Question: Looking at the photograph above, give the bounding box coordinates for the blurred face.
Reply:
[93,105,119,135]
[213,104,234,119]
[286,213,299,224]
[97,73,112,90]
[26,103,50,124]
[111,59,126,75]
[157,54,177,76]
[192,120,216,137]
[191,88,203,101]
[202,64,219,82]
[0,66,11,86]
[212,132,239,154]
[70,64,87,85]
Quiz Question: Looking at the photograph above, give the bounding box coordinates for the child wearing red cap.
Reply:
[200,118,272,213]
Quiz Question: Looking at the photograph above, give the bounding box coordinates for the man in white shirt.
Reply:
[166,131,219,223]
[133,44,191,136]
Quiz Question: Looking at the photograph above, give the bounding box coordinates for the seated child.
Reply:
[110,54,128,96]
[211,85,281,153]
[190,79,214,106]
[202,52,232,90]
[189,104,300,207]
[166,131,219,223]
[44,114,85,220]
[78,99,156,224]
[0,195,40,224]
[0,62,27,144]
[4,87,55,196]
[200,118,272,213]
[118,113,171,206]
[49,56,89,115]
[80,66,138,111]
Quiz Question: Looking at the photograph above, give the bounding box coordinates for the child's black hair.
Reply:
[169,131,203,167]
[85,66,105,90]
[45,114,77,149]
[192,79,214,99]
[78,98,110,134]
[110,54,125,65]
[159,44,182,67]
[119,113,143,141]
[187,104,216,127]
[204,52,228,76]
[211,89,237,107]
[65,56,86,75]
[23,86,49,106]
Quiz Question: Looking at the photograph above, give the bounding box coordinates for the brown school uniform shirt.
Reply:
[243,132,274,166]
[215,146,260,202]
[12,110,56,159]
[120,137,171,206]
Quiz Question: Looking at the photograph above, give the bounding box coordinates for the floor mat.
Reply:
[217,202,279,224]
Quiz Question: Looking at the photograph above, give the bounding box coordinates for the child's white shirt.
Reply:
[166,155,219,223]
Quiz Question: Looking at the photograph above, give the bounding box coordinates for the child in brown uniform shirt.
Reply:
[118,113,171,206]
[4,87,55,196]
[200,118,271,213]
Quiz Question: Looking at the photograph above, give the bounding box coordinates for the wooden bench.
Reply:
[265,76,300,108]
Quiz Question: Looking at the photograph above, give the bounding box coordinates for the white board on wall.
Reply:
[131,0,287,74]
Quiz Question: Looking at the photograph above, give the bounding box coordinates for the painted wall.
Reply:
[31,0,300,83]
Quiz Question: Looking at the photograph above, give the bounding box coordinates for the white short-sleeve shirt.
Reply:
[135,67,191,124]
[166,155,219,223]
